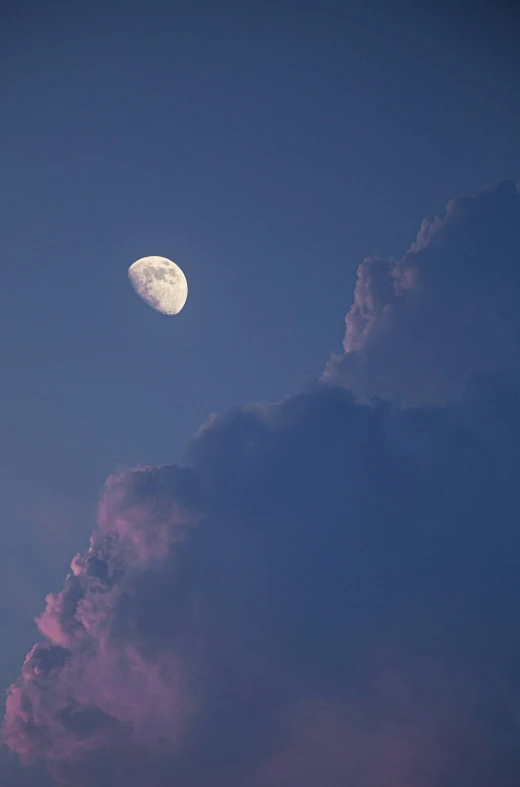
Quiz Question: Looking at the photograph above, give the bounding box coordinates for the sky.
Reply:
[1,1,520,785]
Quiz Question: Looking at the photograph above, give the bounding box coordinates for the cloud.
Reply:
[3,467,204,774]
[4,183,520,785]
[323,180,520,405]
[3,381,520,786]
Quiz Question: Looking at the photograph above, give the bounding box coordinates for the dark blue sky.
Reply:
[1,2,519,777]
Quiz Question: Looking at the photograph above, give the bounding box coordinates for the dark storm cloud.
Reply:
[324,180,520,405]
[4,183,520,786]
[4,383,520,786]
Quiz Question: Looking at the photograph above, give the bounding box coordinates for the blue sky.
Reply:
[1,3,519,784]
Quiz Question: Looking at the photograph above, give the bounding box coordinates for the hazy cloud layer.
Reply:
[324,181,520,404]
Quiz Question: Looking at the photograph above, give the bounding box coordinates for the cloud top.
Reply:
[324,181,520,404]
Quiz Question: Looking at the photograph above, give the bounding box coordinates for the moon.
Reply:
[128,256,188,316]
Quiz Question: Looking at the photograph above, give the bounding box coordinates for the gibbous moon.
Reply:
[128,256,188,315]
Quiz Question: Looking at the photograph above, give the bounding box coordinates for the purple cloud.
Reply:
[4,383,520,786]
[3,466,204,782]
[324,181,520,404]
[4,184,520,785]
